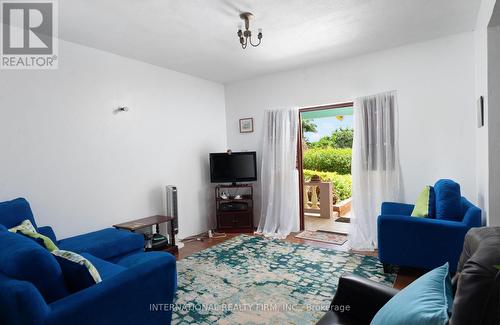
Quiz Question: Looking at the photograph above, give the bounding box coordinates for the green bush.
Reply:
[303,148,352,174]
[331,127,353,148]
[308,136,332,149]
[308,127,354,149]
[303,169,352,201]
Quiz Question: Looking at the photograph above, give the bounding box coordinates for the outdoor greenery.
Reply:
[301,119,318,133]
[303,169,352,201]
[303,125,353,200]
[308,127,353,149]
[303,148,352,175]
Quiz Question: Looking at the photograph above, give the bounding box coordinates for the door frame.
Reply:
[298,101,354,230]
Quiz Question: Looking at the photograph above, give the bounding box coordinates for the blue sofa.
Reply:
[0,198,177,324]
[378,190,481,273]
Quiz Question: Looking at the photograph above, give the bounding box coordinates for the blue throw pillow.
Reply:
[0,224,6,231]
[52,250,102,293]
[0,231,68,303]
[371,263,453,325]
[428,186,436,218]
[0,198,38,230]
[434,179,462,221]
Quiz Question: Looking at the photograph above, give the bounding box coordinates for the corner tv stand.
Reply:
[215,184,254,233]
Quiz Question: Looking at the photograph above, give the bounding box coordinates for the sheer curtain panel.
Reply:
[350,91,402,250]
[256,108,299,239]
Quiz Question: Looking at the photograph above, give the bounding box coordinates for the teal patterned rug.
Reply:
[173,235,394,325]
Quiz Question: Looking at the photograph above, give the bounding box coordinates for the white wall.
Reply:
[225,32,477,224]
[0,40,227,239]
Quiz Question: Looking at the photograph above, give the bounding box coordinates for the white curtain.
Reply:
[256,108,299,239]
[350,91,402,250]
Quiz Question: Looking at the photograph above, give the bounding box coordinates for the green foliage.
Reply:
[301,119,318,133]
[308,127,354,149]
[331,127,353,148]
[303,169,352,201]
[308,136,332,149]
[303,148,352,175]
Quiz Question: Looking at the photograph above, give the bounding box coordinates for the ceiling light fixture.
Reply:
[237,12,262,49]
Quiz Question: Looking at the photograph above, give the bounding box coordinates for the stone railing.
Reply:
[303,181,334,219]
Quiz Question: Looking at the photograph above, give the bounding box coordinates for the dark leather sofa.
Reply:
[316,227,500,325]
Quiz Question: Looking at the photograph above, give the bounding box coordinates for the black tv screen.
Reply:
[210,152,257,183]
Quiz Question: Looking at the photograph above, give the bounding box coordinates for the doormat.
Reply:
[335,217,351,223]
[295,230,348,245]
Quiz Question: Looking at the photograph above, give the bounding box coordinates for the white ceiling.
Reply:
[60,0,481,83]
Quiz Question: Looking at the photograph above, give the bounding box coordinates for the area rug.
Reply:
[173,235,394,325]
[295,230,348,245]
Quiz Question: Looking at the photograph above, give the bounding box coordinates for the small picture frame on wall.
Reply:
[239,118,254,133]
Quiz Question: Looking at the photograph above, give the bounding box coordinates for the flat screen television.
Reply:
[209,151,257,184]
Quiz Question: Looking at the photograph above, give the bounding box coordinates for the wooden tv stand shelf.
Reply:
[215,184,254,233]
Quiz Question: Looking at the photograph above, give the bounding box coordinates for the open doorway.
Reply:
[297,102,354,242]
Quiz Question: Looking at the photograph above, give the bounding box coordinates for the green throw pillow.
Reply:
[16,228,59,252]
[411,185,433,217]
[9,219,58,251]
[9,219,37,233]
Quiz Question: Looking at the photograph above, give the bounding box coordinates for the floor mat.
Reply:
[295,230,348,245]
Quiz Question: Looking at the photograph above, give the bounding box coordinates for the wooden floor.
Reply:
[177,232,423,290]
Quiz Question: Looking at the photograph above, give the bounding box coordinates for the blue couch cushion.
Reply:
[81,253,126,279]
[58,228,144,260]
[0,198,38,230]
[434,179,462,222]
[0,231,68,303]
[116,251,176,269]
[372,263,453,325]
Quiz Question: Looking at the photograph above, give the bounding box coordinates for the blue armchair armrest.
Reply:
[46,253,177,325]
[38,226,57,242]
[377,215,470,272]
[381,202,414,216]
[461,198,482,227]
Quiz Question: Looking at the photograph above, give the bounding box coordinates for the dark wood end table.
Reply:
[113,215,178,255]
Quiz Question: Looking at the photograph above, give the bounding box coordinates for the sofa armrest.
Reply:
[0,273,50,325]
[378,214,470,272]
[330,273,398,323]
[381,202,414,216]
[46,253,176,325]
[462,206,482,228]
[38,226,57,242]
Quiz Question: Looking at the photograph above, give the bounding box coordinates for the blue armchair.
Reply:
[377,197,481,273]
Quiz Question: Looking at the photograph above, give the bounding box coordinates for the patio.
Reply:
[303,179,351,235]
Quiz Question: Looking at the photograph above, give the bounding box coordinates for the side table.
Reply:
[113,215,178,254]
